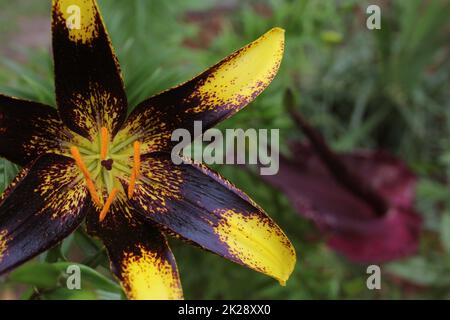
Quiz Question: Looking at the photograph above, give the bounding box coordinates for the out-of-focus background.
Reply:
[0,0,449,299]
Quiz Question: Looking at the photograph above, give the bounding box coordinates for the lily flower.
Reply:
[0,0,295,299]
[262,91,421,263]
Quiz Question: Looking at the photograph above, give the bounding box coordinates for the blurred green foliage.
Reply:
[0,0,449,299]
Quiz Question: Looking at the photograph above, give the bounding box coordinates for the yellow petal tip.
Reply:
[263,27,285,42]
[273,248,296,286]
[269,27,285,34]
[122,246,183,300]
[214,209,297,286]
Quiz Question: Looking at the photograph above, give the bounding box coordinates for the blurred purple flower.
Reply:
[263,92,422,263]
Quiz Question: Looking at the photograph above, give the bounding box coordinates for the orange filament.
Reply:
[99,188,118,222]
[70,146,101,206]
[133,141,141,177]
[128,170,137,199]
[127,141,141,198]
[100,126,109,160]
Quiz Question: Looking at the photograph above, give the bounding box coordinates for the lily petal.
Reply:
[52,0,127,139]
[124,153,296,285]
[0,94,69,166]
[0,154,90,274]
[119,28,285,154]
[86,198,183,300]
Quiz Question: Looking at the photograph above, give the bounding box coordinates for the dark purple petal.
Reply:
[0,154,90,274]
[52,0,127,139]
[0,94,70,166]
[117,28,285,156]
[86,199,183,300]
[123,152,296,284]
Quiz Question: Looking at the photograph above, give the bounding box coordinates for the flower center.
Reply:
[68,127,141,222]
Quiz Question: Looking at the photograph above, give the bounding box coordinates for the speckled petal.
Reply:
[52,0,127,139]
[0,94,70,166]
[86,198,183,300]
[0,154,90,275]
[118,28,285,154]
[124,153,296,285]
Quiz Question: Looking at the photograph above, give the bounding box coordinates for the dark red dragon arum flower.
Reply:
[263,91,422,263]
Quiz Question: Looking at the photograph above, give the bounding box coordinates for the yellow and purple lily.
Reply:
[0,0,295,299]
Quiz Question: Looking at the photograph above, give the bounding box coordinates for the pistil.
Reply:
[70,131,142,221]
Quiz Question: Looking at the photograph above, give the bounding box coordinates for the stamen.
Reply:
[127,169,137,199]
[100,126,109,160]
[70,146,101,206]
[133,141,141,177]
[99,188,118,222]
[127,141,141,199]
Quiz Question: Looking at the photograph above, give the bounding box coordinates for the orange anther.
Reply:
[128,170,137,199]
[100,126,109,160]
[133,141,141,177]
[99,188,118,222]
[70,146,101,206]
[127,141,141,199]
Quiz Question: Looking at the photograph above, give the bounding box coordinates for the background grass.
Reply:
[0,0,449,299]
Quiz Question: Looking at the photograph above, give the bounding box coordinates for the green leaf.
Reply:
[9,262,61,289]
[9,261,122,297]
[44,244,64,263]
[386,257,450,286]
[52,262,121,293]
[0,158,19,193]
[440,213,450,253]
[416,179,450,204]
[41,288,98,300]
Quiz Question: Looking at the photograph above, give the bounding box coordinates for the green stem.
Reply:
[110,135,138,153]
[113,161,132,175]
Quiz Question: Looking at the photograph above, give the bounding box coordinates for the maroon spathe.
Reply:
[263,100,422,263]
